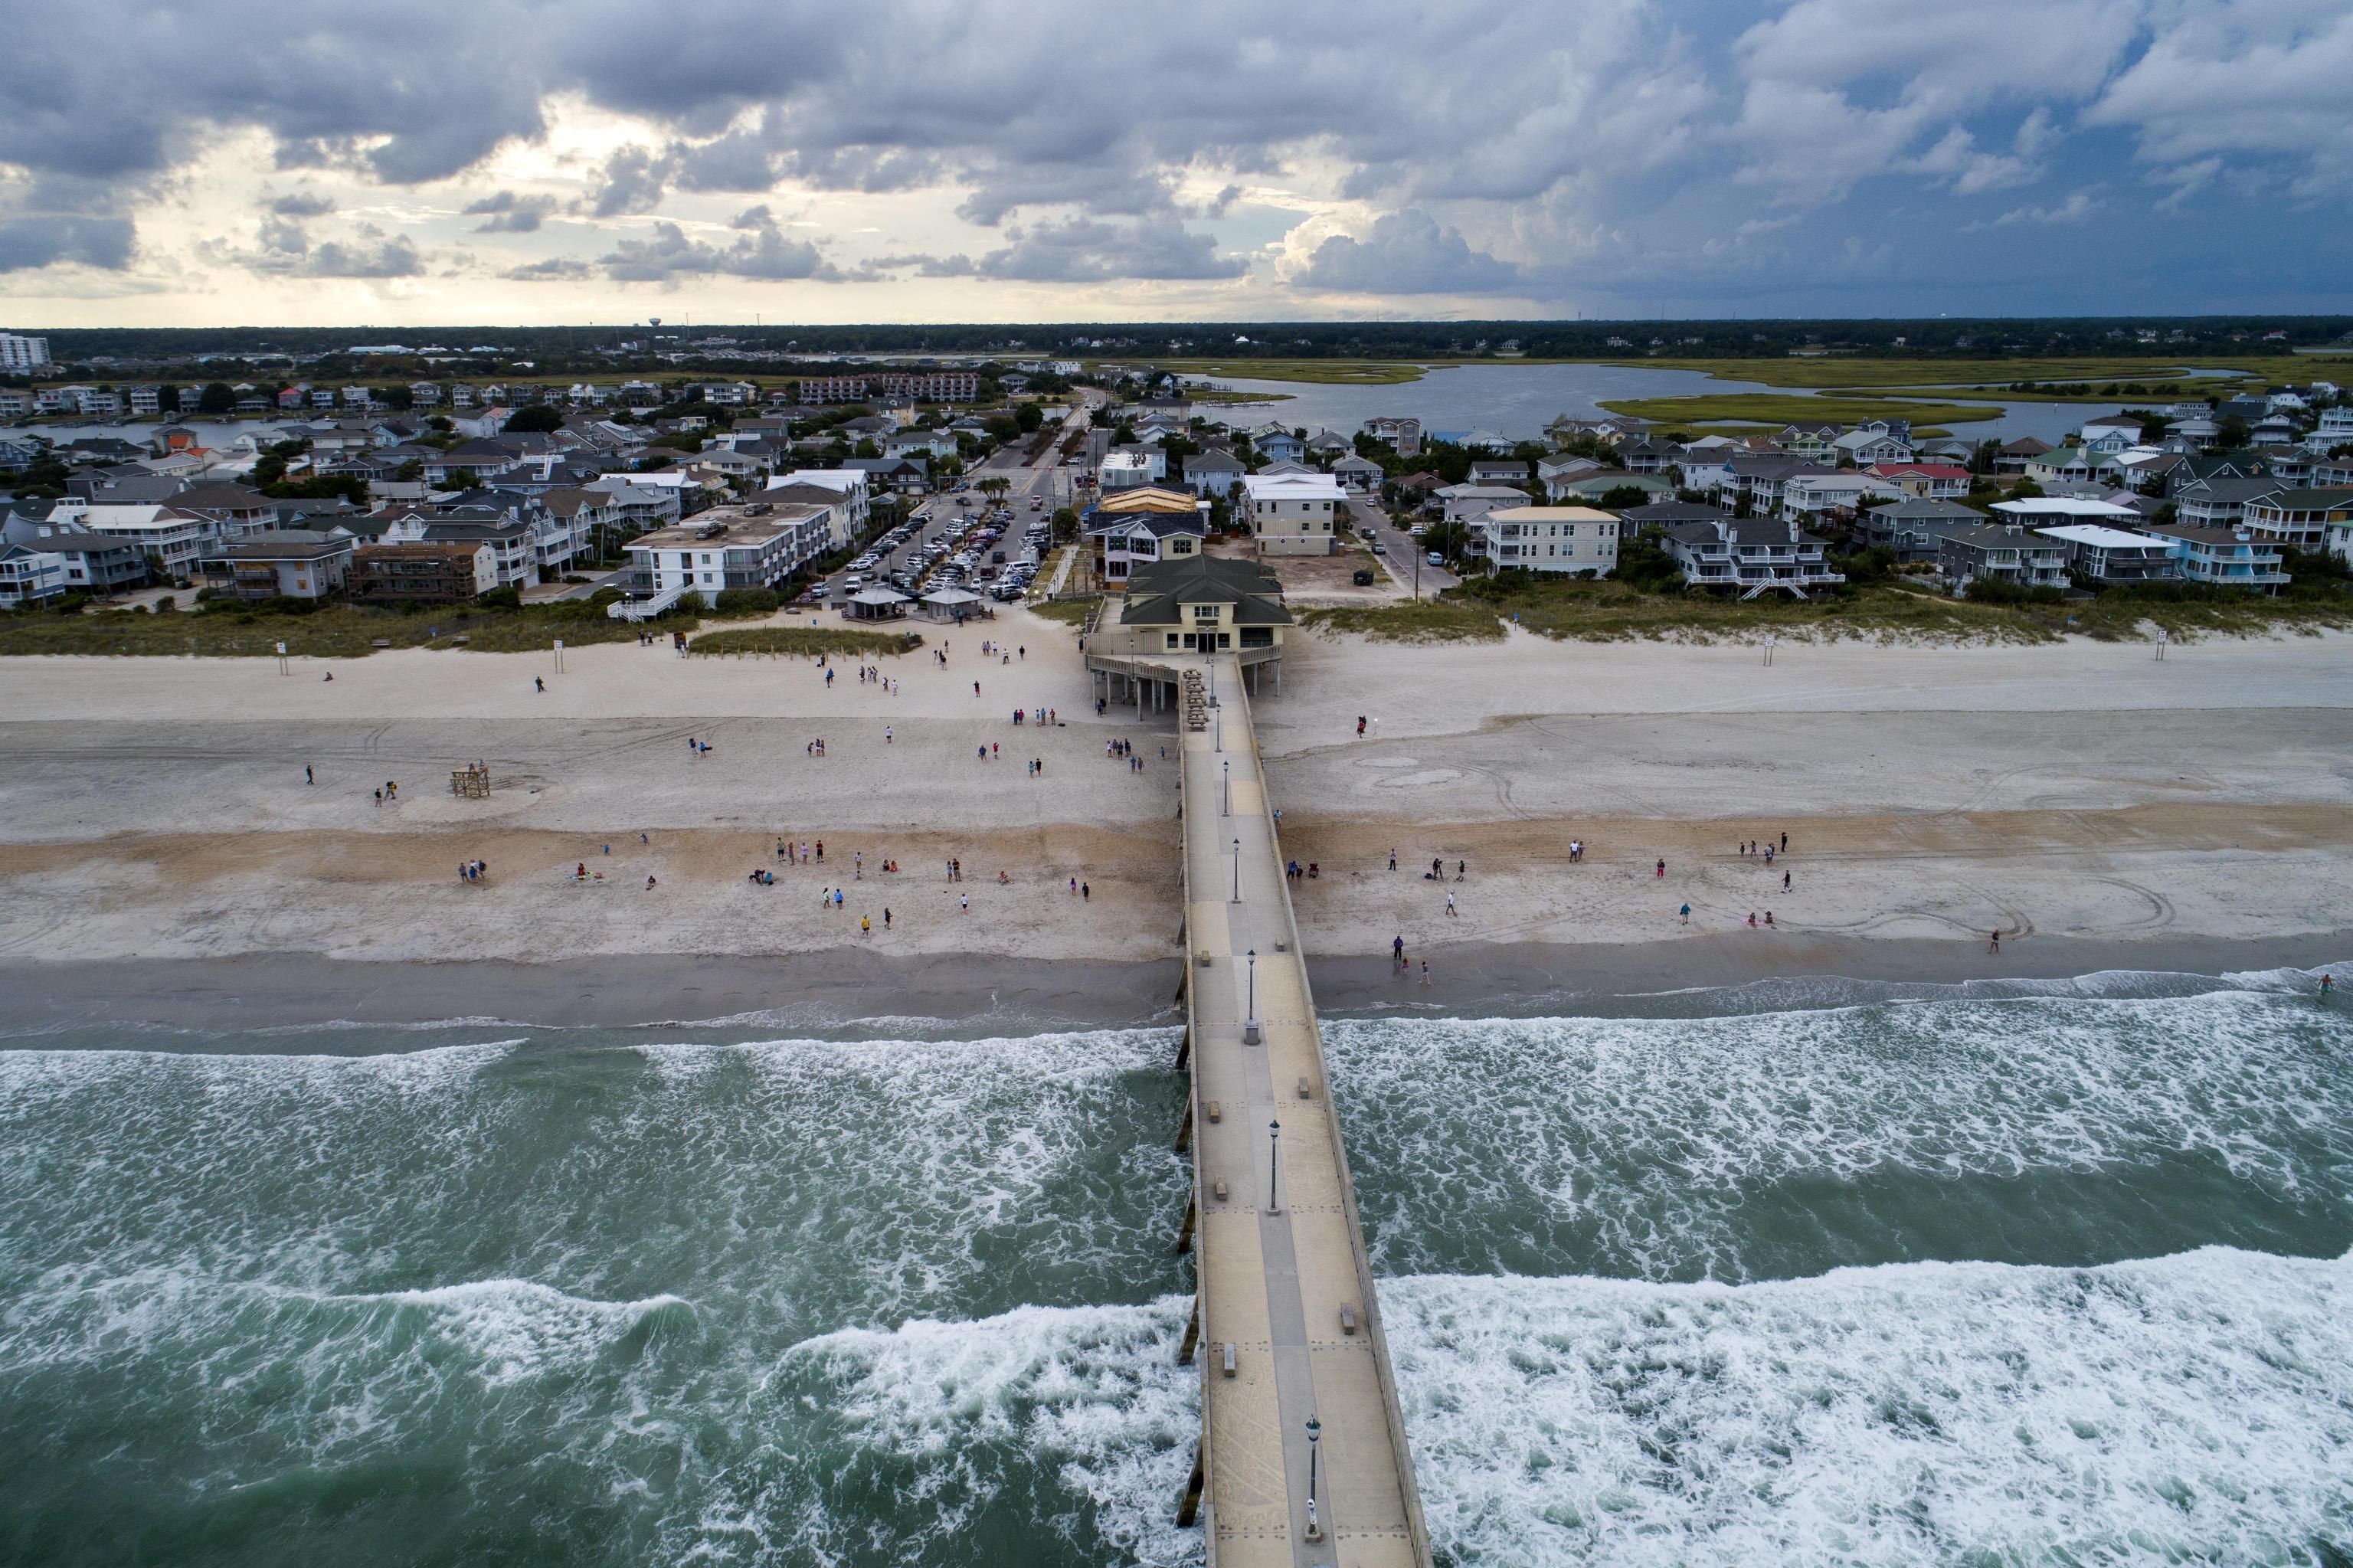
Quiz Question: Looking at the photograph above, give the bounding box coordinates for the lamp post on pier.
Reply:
[1231,837,1242,903]
[1304,1416,1323,1541]
[1267,1118,1281,1211]
[1244,948,1259,1045]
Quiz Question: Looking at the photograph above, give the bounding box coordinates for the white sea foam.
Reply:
[1327,991,2353,1280]
[689,1295,1202,1566]
[1386,1249,2353,1567]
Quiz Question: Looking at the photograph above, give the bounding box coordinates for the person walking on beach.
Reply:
[1988,929,2001,954]
[961,893,969,912]
[884,908,892,931]
[1680,902,1690,925]
[2320,973,2333,997]
[885,726,892,745]
[1420,959,1430,987]
[861,915,871,936]
[1388,849,1397,871]
[1655,858,1666,878]
[1779,831,1788,853]
[1445,892,1458,917]
[1392,934,1405,969]
[535,677,545,693]
[1782,870,1792,892]
[305,764,313,785]
[1081,882,1090,901]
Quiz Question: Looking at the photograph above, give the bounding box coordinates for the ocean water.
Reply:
[2,971,2348,1565]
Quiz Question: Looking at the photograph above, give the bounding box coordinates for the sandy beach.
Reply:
[2,609,2348,1009]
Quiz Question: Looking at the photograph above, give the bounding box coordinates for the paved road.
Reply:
[1357,506,1458,598]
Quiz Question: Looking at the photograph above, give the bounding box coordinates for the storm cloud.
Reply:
[0,2,2346,312]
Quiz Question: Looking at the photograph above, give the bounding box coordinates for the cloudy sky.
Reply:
[2,0,2348,328]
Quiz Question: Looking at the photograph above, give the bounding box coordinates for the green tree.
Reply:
[395,459,424,483]
[1614,531,1685,592]
[1051,506,1079,545]
[853,438,881,458]
[1014,401,1044,433]
[504,404,565,434]
[1597,484,1653,512]
[2216,414,2250,449]
[1420,520,1471,563]
[196,381,237,415]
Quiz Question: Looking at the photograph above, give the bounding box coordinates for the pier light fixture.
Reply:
[1232,837,1242,902]
[1268,1117,1281,1210]
[1305,1415,1323,1540]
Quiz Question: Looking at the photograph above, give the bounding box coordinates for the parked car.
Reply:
[1426,552,1445,567]
[1352,568,1376,586]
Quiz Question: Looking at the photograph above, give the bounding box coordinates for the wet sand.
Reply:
[8,931,2344,1043]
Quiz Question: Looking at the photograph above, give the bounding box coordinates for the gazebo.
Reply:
[918,586,984,623]
[845,585,911,621]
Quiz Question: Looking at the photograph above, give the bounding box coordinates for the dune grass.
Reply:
[0,601,663,658]
[686,626,923,658]
[1026,595,1100,627]
[1299,600,1507,643]
[1443,572,2353,645]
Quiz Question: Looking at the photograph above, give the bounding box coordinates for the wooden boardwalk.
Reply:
[1170,652,1432,1568]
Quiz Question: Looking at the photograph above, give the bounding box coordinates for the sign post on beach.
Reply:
[553,639,565,674]
[275,640,287,676]
[1763,633,1776,667]
[2155,626,2168,662]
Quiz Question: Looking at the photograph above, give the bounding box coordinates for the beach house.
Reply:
[1658,515,1845,598]
[1477,506,1618,578]
[1240,470,1345,555]
[2032,524,2182,586]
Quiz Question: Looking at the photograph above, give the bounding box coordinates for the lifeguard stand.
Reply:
[450,765,492,799]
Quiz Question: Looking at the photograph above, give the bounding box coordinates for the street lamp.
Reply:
[1268,1118,1281,1210]
[1304,1416,1324,1541]
[1244,948,1259,1045]
[1222,759,1230,816]
[1232,837,1242,903]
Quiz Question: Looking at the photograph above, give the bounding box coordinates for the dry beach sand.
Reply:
[2,609,2347,1025]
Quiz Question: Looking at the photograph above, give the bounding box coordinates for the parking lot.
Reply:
[804,408,1086,611]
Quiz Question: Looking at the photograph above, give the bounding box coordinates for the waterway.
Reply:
[5,963,2346,1564]
[1189,365,2132,446]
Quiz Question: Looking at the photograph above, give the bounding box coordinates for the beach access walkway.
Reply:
[1170,651,1432,1567]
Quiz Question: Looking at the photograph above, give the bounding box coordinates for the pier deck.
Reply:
[1175,652,1431,1568]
